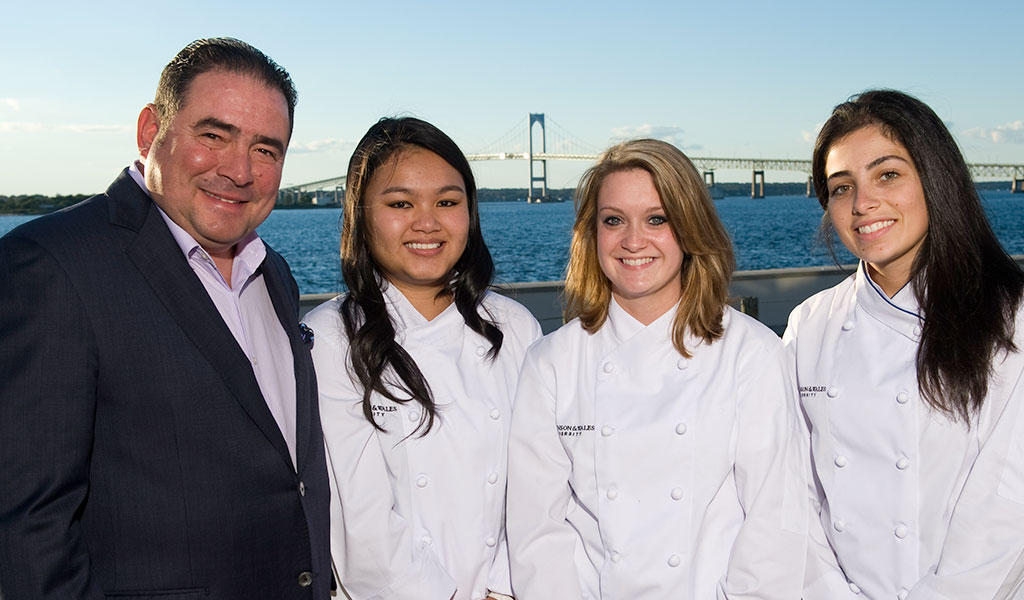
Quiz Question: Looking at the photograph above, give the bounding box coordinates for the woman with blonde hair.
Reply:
[506,138,807,598]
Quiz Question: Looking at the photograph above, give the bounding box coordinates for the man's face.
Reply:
[138,69,290,260]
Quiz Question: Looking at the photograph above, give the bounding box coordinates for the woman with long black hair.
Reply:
[304,117,541,600]
[786,90,1024,599]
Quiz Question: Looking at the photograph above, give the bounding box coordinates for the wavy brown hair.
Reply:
[813,90,1024,423]
[565,139,735,357]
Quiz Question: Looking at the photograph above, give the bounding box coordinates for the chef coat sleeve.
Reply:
[0,236,104,599]
[906,352,1024,600]
[719,334,808,599]
[781,309,863,600]
[309,317,457,600]
[506,345,585,599]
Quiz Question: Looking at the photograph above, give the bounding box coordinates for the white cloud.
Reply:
[961,121,1024,144]
[0,121,43,132]
[801,122,824,144]
[610,124,702,151]
[1,98,20,111]
[288,138,351,154]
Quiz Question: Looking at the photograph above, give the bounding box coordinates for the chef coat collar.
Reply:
[606,296,679,345]
[855,261,923,342]
[381,281,461,342]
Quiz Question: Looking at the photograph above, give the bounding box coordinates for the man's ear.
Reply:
[137,104,160,159]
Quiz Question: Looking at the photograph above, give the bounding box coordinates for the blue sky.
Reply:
[2,0,1022,195]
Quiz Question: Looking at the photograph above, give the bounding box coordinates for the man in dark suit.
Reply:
[0,38,331,599]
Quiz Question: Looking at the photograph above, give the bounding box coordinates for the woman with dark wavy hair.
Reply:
[507,139,807,598]
[785,90,1024,599]
[304,117,541,600]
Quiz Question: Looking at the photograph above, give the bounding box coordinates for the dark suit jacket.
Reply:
[0,170,331,599]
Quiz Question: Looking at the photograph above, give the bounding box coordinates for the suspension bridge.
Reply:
[280,113,1024,204]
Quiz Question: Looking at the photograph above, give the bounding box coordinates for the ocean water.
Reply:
[3,190,1022,295]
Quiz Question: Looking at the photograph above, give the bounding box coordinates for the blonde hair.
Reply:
[564,139,735,357]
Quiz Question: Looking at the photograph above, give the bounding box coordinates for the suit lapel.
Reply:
[113,176,295,471]
[261,251,314,474]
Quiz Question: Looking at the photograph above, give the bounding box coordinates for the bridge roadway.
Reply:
[281,154,1024,193]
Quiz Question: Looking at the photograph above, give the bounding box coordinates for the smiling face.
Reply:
[364,147,470,301]
[824,124,929,295]
[596,168,684,323]
[139,69,290,263]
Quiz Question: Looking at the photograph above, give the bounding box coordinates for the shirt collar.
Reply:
[606,295,679,344]
[854,261,923,341]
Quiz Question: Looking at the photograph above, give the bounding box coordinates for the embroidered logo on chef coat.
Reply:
[800,385,826,399]
[371,404,398,419]
[557,424,595,437]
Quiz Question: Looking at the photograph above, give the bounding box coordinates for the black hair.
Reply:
[813,89,1024,422]
[339,117,503,434]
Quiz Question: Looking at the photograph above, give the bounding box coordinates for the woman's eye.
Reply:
[602,216,622,226]
[387,201,411,209]
[437,199,459,207]
[648,215,667,225]
[880,170,900,181]
[829,184,851,198]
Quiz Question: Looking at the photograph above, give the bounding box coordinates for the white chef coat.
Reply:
[507,298,808,599]
[305,284,542,600]
[784,262,1024,600]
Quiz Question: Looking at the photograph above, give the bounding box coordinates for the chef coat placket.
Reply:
[591,316,698,597]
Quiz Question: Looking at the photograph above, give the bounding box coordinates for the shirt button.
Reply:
[833,519,846,532]
[476,345,487,357]
[675,423,688,435]
[408,411,420,422]
[896,391,909,404]
[610,551,621,563]
[842,320,855,331]
[298,571,313,587]
[298,481,305,496]
[416,475,429,488]
[606,487,619,500]
[421,535,432,546]
[601,425,614,437]
[667,554,681,567]
[676,358,688,370]
[826,386,840,398]
[896,456,910,470]
[603,362,615,374]
[670,487,684,501]
[834,455,848,468]
[485,536,496,547]
[898,589,909,600]
[489,408,501,420]
[487,472,498,484]
[848,582,861,594]
[895,524,909,539]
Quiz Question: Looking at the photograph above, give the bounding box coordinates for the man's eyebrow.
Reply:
[194,118,286,154]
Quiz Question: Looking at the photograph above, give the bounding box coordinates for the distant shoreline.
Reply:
[2,181,1017,216]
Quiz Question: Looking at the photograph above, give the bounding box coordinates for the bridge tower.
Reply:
[528,113,548,203]
[751,170,765,198]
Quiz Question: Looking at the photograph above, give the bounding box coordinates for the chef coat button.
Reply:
[826,386,840,398]
[476,345,487,357]
[610,551,621,563]
[603,362,615,374]
[489,408,501,420]
[606,487,619,500]
[487,472,498,484]
[896,391,909,404]
[409,411,420,422]
[894,524,909,539]
[896,456,910,470]
[898,589,909,600]
[676,358,688,370]
[670,487,684,500]
[298,480,306,496]
[842,320,855,331]
[416,475,429,488]
[298,571,313,587]
[848,582,861,594]
[667,554,681,568]
[601,425,614,437]
[675,423,688,435]
[833,519,846,532]
[421,535,432,546]
[485,536,496,547]
[913,325,922,338]
[834,455,848,468]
